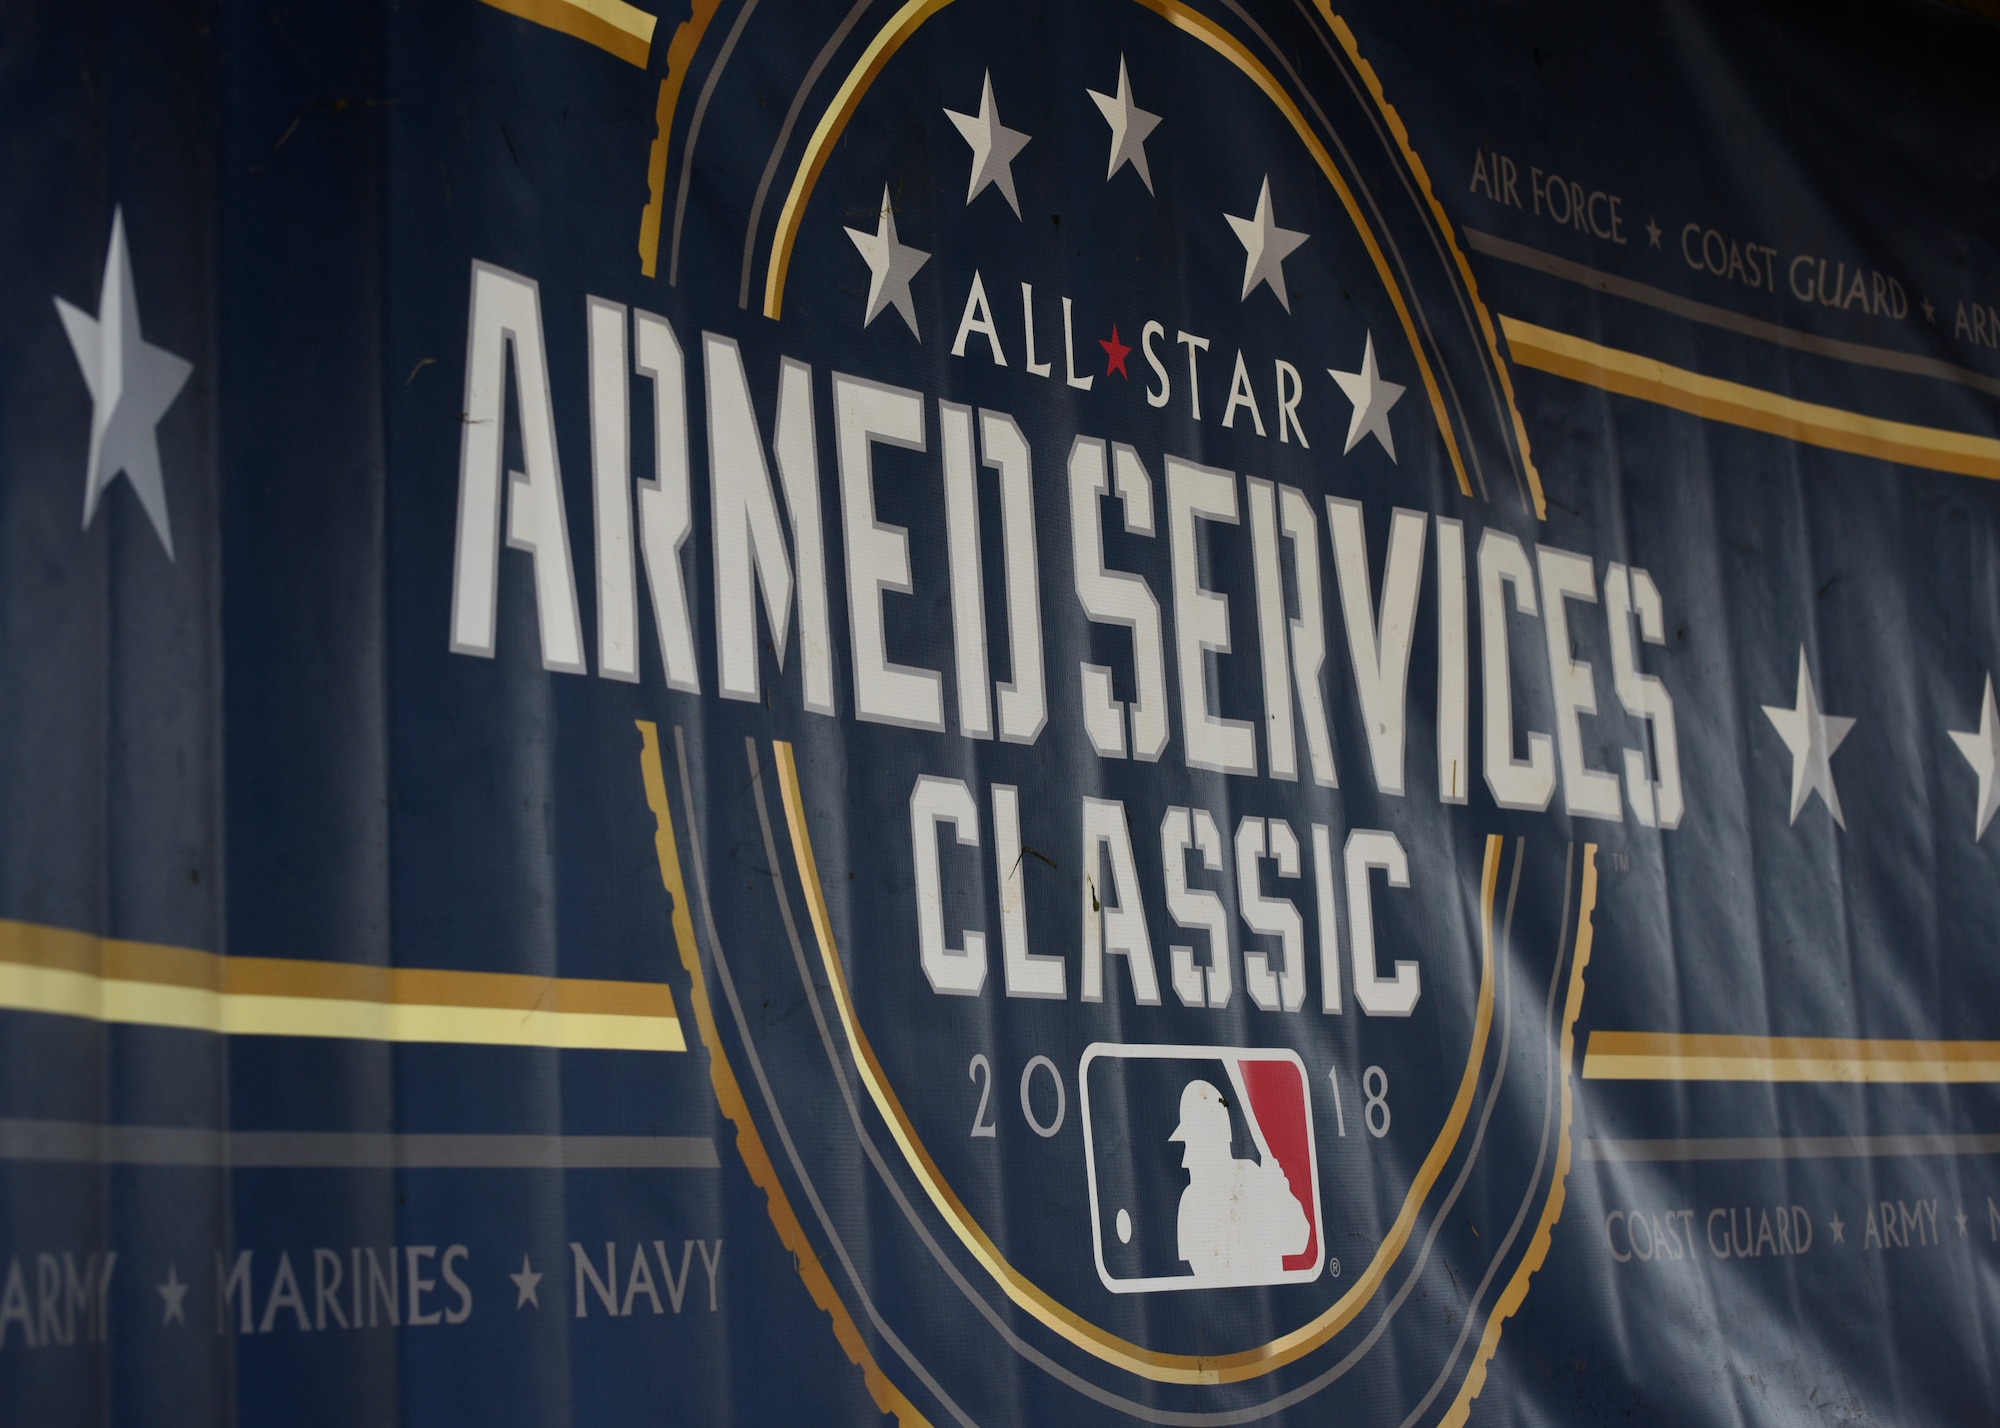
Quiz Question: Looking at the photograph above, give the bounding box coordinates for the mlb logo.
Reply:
[1079,1044,1324,1293]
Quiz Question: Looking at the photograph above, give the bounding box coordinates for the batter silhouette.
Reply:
[1170,1079,1308,1282]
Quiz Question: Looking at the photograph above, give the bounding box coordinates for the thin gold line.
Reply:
[1590,1057,2000,1083]
[1442,843,1597,1426]
[774,736,1500,1384]
[1583,1031,2000,1083]
[634,722,929,1425]
[638,0,726,277]
[479,0,656,66]
[1311,4,1545,518]
[1123,0,1471,499]
[1500,315,2000,483]
[0,965,682,1052]
[0,917,683,1051]
[757,0,1477,501]
[762,0,952,318]
[1591,1031,2000,1060]
[0,917,683,1013]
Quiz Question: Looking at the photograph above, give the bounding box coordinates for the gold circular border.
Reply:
[694,0,1561,1387]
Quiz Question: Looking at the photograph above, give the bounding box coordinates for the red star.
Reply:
[1099,325,1131,380]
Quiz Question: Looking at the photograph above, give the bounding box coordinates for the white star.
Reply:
[844,186,929,339]
[1957,1206,1971,1237]
[510,1254,544,1309]
[1225,176,1309,312]
[1087,56,1162,195]
[944,71,1030,218]
[1829,1213,1844,1244]
[1761,647,1856,828]
[157,1263,189,1326]
[1948,674,2000,840]
[55,207,192,561]
[1328,332,1406,461]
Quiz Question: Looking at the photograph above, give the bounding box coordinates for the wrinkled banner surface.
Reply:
[4,0,2000,1422]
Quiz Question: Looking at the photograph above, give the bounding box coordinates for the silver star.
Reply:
[511,1254,544,1309]
[844,186,929,339]
[944,71,1030,218]
[1328,332,1406,461]
[1957,1207,1971,1237]
[1948,673,2000,840]
[55,208,192,561]
[1829,1214,1844,1244]
[157,1263,189,1326]
[1225,177,1309,311]
[1761,647,1856,828]
[1087,56,1162,194]
[1644,216,1662,248]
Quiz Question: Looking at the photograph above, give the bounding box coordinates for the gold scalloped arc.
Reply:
[756,0,1475,500]
[635,721,931,1427]
[638,0,727,277]
[1441,845,1597,1426]
[1313,3,1547,520]
[773,736,1501,1385]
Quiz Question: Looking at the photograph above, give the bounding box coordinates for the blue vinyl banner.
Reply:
[5,0,2000,1422]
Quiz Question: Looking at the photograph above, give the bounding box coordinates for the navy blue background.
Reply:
[2,0,1999,1422]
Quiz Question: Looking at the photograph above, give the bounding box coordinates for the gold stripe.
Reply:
[638,0,725,277]
[758,0,1478,500]
[1501,315,2000,483]
[0,917,683,1053]
[774,737,1499,1384]
[1583,1031,2000,1083]
[1443,845,1597,1426]
[634,723,930,1425]
[479,0,657,68]
[1312,4,1545,518]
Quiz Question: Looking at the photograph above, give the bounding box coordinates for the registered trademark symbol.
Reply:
[1326,1257,1340,1279]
